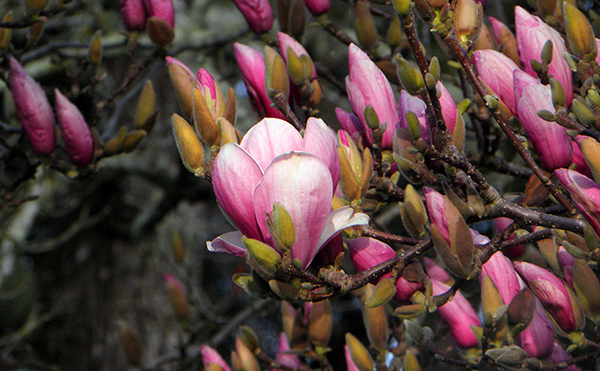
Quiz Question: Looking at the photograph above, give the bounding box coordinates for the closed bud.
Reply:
[172,114,204,175]
[563,2,597,60]
[550,78,565,108]
[267,202,296,251]
[135,80,156,130]
[387,15,404,49]
[360,284,389,350]
[364,105,380,130]
[355,0,378,51]
[103,127,127,156]
[488,16,519,65]
[556,169,600,240]
[55,89,94,167]
[393,0,412,15]
[243,236,282,274]
[118,322,142,365]
[394,303,426,319]
[365,277,396,308]
[345,333,374,371]
[201,345,232,371]
[575,136,600,182]
[400,184,428,238]
[405,111,422,141]
[429,57,440,82]
[269,279,300,301]
[120,0,147,31]
[541,39,554,65]
[171,230,185,263]
[571,100,595,127]
[147,16,174,47]
[238,326,260,352]
[472,23,495,51]
[166,57,195,120]
[232,0,274,34]
[144,0,175,28]
[163,273,189,319]
[307,300,332,347]
[264,46,290,101]
[234,337,260,371]
[217,117,238,146]
[453,0,482,49]
[224,88,237,126]
[9,57,56,156]
[304,0,330,16]
[193,87,220,146]
[122,129,147,153]
[395,56,425,95]
[485,346,527,369]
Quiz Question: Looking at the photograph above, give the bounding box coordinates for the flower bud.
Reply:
[431,279,481,348]
[135,80,156,130]
[337,130,371,201]
[274,332,301,369]
[172,114,204,175]
[424,188,475,279]
[488,16,519,65]
[349,237,424,301]
[232,0,274,34]
[395,56,425,95]
[345,333,374,371]
[233,337,260,371]
[575,136,600,183]
[453,0,483,50]
[144,0,174,27]
[304,0,330,16]
[147,16,174,46]
[355,0,378,51]
[163,273,189,319]
[514,261,585,334]
[424,257,453,284]
[265,46,290,102]
[515,6,573,105]
[9,57,56,156]
[55,89,94,167]
[201,345,232,371]
[306,300,332,347]
[400,184,428,238]
[472,50,521,115]
[120,0,147,31]
[166,56,196,120]
[193,86,220,147]
[563,2,597,61]
[556,169,600,239]
[572,258,600,324]
[359,284,389,350]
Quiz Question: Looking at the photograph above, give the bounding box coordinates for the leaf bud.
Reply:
[233,273,269,298]
[267,202,296,251]
[238,326,260,352]
[135,80,157,130]
[103,127,127,156]
[485,346,527,369]
[573,258,600,324]
[243,236,282,274]
[429,57,440,81]
[234,337,260,371]
[393,0,412,16]
[89,31,102,66]
[355,0,379,51]
[193,87,220,146]
[147,16,174,47]
[265,46,290,101]
[364,277,396,308]
[364,105,380,130]
[394,304,426,319]
[541,39,554,65]
[400,184,427,238]
[549,78,565,108]
[571,99,595,127]
[307,300,333,347]
[563,2,597,60]
[269,279,300,301]
[172,114,204,176]
[122,129,147,153]
[217,117,238,146]
[405,111,422,141]
[359,284,389,350]
[345,333,374,371]
[536,109,556,122]
[403,350,421,371]
[395,56,425,95]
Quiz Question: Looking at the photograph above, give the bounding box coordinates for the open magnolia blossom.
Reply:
[207,117,369,270]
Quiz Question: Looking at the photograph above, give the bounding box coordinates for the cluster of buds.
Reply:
[119,0,175,46]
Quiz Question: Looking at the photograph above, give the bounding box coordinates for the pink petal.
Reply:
[240,118,304,172]
[207,231,247,257]
[253,152,333,269]
[304,117,340,191]
[212,143,264,240]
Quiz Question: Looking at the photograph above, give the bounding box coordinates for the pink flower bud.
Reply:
[201,345,231,371]
[346,43,398,149]
[431,279,481,348]
[54,89,94,167]
[548,342,579,371]
[515,6,573,105]
[514,71,572,171]
[437,81,460,136]
[143,0,174,28]
[424,257,453,284]
[197,68,217,101]
[472,49,521,115]
[231,0,274,35]
[273,333,301,370]
[344,345,361,371]
[335,108,365,144]
[348,237,423,301]
[517,299,555,359]
[558,245,575,289]
[423,187,450,242]
[304,0,330,16]
[555,168,600,239]
[571,138,593,178]
[233,43,287,121]
[119,0,147,31]
[480,251,521,305]
[493,218,525,258]
[514,261,585,333]
[9,57,56,156]
[398,90,431,144]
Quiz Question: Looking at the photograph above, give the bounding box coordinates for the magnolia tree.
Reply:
[4,0,600,370]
